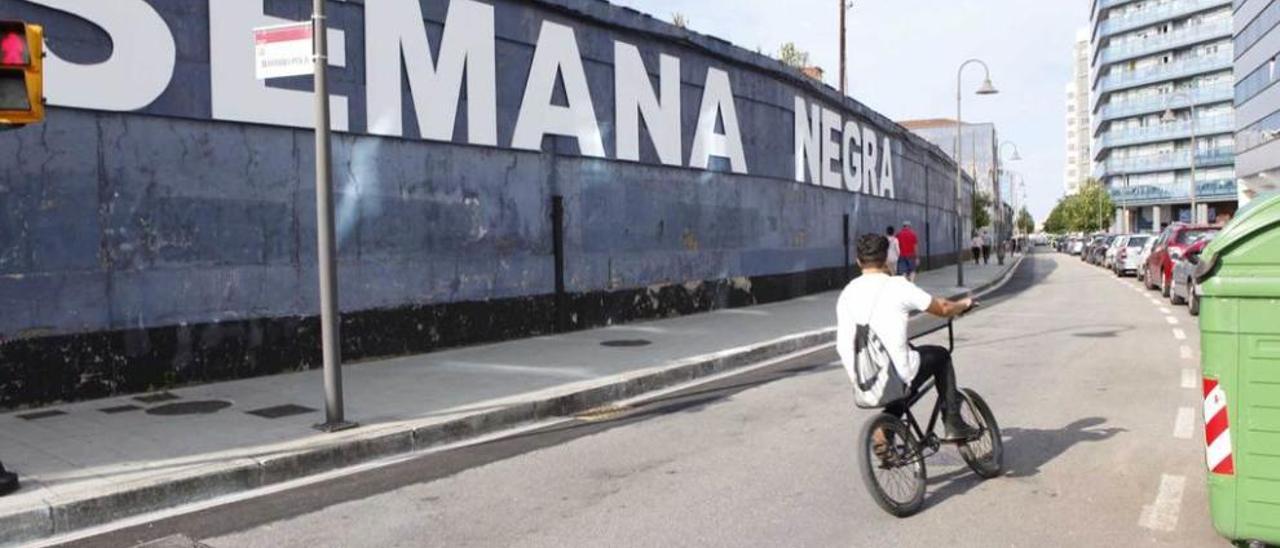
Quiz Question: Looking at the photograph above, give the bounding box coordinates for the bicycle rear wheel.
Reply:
[957,388,1003,479]
[857,413,926,517]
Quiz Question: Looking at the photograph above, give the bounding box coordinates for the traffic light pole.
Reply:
[312,0,353,433]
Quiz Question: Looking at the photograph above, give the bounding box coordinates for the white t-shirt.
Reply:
[835,273,934,386]
[886,236,901,269]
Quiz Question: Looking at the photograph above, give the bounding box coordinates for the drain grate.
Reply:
[600,339,652,348]
[575,404,633,422]
[16,409,66,421]
[145,400,232,416]
[134,392,181,404]
[246,404,316,419]
[99,405,142,414]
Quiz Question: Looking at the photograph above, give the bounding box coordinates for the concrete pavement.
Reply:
[0,258,1019,546]
[125,251,1222,548]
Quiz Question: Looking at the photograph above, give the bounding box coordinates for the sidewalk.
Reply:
[0,256,1020,545]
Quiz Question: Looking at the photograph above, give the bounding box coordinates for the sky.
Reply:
[611,0,1091,222]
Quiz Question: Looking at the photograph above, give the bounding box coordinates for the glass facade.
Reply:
[1091,0,1237,228]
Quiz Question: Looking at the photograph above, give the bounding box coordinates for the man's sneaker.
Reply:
[942,419,982,442]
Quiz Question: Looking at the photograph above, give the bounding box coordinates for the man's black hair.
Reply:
[857,233,889,267]
[886,226,896,236]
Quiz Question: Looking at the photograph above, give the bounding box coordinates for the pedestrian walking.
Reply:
[970,232,982,265]
[981,231,991,265]
[897,221,919,282]
[885,226,900,276]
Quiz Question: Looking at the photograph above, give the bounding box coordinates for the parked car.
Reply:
[1103,235,1128,269]
[1112,234,1151,276]
[1135,236,1156,283]
[1069,237,1085,255]
[1088,235,1114,265]
[1169,236,1215,315]
[1144,223,1220,297]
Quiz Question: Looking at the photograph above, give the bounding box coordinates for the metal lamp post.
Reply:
[839,1,854,95]
[955,59,999,287]
[1162,92,1198,224]
[998,141,1021,261]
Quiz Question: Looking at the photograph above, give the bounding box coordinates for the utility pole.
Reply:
[312,0,354,432]
[839,0,848,95]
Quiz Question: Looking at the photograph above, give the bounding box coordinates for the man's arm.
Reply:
[925,296,974,318]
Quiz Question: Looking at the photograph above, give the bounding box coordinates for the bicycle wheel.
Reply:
[957,388,1003,479]
[857,413,926,517]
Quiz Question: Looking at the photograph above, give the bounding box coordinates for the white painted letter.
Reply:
[33,0,174,111]
[862,125,880,195]
[210,0,348,130]
[794,96,821,184]
[366,0,496,144]
[689,68,747,173]
[842,120,862,192]
[614,42,681,165]
[511,21,605,157]
[821,108,843,189]
[880,136,896,199]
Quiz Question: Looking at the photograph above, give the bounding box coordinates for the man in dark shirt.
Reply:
[897,222,919,282]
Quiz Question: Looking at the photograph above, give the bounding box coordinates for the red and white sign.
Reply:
[1203,377,1234,475]
[254,22,313,80]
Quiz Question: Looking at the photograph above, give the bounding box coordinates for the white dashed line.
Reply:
[1159,307,1172,314]
[1180,345,1194,360]
[1173,329,1187,340]
[1174,407,1196,439]
[1181,369,1198,389]
[1139,475,1187,532]
[1166,316,1179,325]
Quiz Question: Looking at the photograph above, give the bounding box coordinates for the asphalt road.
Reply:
[63,250,1225,547]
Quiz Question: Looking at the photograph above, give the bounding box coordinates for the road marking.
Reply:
[1180,345,1194,360]
[1174,407,1196,439]
[1139,474,1187,532]
[1173,328,1186,340]
[1166,316,1179,325]
[1159,307,1172,314]
[1181,369,1197,389]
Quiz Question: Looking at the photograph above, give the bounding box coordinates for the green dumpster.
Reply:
[1195,192,1280,546]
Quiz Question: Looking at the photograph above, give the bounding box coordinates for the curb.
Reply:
[2,255,1025,547]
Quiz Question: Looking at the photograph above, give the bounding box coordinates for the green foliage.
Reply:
[778,42,810,68]
[1043,179,1115,234]
[1017,208,1035,234]
[972,191,992,230]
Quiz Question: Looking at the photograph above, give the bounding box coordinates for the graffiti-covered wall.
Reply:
[0,0,974,407]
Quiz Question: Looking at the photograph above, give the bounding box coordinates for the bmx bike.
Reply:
[856,314,1003,517]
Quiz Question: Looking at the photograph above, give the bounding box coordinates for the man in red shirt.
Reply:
[897,222,919,281]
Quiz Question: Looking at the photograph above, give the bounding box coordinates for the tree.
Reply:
[972,191,992,231]
[671,12,689,29]
[1044,199,1069,234]
[1016,208,1035,235]
[777,42,811,69]
[1043,178,1115,234]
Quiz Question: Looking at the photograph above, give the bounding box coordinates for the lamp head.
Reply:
[976,78,999,95]
[1010,150,1022,161]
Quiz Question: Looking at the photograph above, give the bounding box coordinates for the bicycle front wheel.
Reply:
[957,388,1003,479]
[857,413,926,517]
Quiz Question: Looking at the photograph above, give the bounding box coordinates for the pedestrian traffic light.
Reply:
[0,20,43,127]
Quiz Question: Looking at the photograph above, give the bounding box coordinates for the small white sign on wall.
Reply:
[253,22,313,80]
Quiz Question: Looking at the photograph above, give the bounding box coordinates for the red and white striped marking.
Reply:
[1203,377,1234,475]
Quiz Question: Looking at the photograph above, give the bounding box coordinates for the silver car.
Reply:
[1115,234,1152,277]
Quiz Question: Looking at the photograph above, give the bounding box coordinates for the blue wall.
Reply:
[0,0,973,405]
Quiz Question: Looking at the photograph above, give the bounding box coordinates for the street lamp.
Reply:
[839,1,853,95]
[996,141,1021,265]
[955,59,998,287]
[1162,92,1198,224]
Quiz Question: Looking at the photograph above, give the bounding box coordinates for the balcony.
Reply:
[1098,148,1235,176]
[1096,53,1232,95]
[1097,20,1232,66]
[1095,116,1235,154]
[1096,0,1232,39]
[1097,0,1142,10]
[1095,84,1232,123]
[1109,178,1238,205]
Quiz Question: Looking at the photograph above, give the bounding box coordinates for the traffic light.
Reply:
[0,20,43,127]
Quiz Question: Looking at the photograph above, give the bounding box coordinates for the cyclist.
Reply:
[837,233,980,441]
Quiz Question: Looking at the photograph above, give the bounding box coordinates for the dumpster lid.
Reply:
[1195,192,1280,282]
